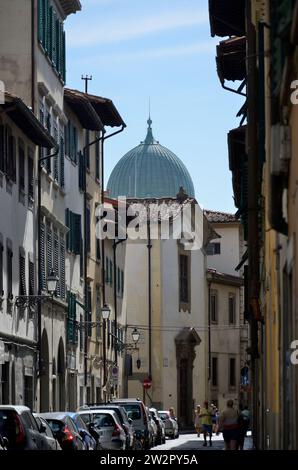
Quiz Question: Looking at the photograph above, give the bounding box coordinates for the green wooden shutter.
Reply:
[55,18,60,72]
[60,237,65,299]
[73,213,81,255]
[45,0,49,52]
[67,291,73,343]
[62,31,66,82]
[40,223,46,290]
[86,206,91,253]
[65,208,70,250]
[46,225,52,276]
[72,293,78,345]
[60,135,65,188]
[54,232,60,296]
[38,0,44,44]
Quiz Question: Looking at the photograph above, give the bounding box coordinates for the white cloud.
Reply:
[68,10,208,47]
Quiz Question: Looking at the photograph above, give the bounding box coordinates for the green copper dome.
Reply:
[107,118,195,199]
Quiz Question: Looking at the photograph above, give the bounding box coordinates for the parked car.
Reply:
[149,408,166,445]
[86,404,135,449]
[63,413,98,450]
[79,409,126,450]
[0,405,53,450]
[34,415,62,450]
[39,412,86,450]
[158,410,179,439]
[112,399,151,449]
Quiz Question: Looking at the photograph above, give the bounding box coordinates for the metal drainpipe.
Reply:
[246,0,260,450]
[147,217,152,381]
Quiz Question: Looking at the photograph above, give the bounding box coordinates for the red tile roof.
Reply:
[204,210,239,223]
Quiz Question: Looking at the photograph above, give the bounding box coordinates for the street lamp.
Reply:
[132,328,140,345]
[47,270,59,296]
[101,303,111,320]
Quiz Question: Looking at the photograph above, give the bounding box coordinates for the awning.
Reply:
[216,36,246,84]
[209,0,246,37]
[64,89,104,131]
[1,93,55,148]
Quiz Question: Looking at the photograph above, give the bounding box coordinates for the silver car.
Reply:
[79,409,126,450]
[34,415,62,450]
[158,411,179,439]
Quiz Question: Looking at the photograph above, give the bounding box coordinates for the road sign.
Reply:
[143,377,152,389]
[112,366,118,378]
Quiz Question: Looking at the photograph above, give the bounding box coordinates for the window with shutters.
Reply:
[38,0,66,82]
[59,131,65,188]
[87,283,92,337]
[40,223,46,290]
[19,250,26,296]
[29,260,34,296]
[86,131,90,170]
[229,294,236,325]
[86,205,91,254]
[65,121,78,164]
[18,139,25,202]
[67,291,77,345]
[53,232,60,297]
[96,284,101,339]
[65,209,81,255]
[28,148,34,205]
[0,236,3,296]
[46,224,52,276]
[212,357,218,388]
[229,357,236,388]
[59,236,65,299]
[78,151,85,191]
[7,246,13,299]
[53,122,59,182]
[39,99,45,163]
[45,109,52,173]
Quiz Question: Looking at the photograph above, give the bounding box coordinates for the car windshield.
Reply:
[46,419,64,433]
[92,414,115,427]
[75,416,88,431]
[158,412,169,420]
[121,405,141,420]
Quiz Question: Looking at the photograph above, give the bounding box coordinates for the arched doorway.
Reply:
[57,339,66,410]
[40,329,50,412]
[175,327,201,428]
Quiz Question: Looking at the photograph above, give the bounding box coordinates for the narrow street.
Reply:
[155,432,252,451]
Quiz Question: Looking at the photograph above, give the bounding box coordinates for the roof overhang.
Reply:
[207,268,243,287]
[1,93,56,148]
[85,92,126,128]
[58,0,81,17]
[64,89,104,131]
[209,0,246,37]
[228,125,247,208]
[216,36,246,84]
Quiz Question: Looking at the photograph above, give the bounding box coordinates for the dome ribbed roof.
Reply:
[107,118,195,199]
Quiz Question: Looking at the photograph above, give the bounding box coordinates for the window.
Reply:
[67,292,77,345]
[78,151,85,191]
[210,290,218,323]
[53,122,59,181]
[29,260,35,296]
[45,109,51,173]
[40,223,46,290]
[212,357,218,387]
[86,131,90,169]
[179,254,189,304]
[65,121,78,163]
[229,358,236,388]
[46,224,52,276]
[87,283,92,337]
[38,0,66,82]
[206,242,221,255]
[18,139,25,198]
[53,232,60,297]
[59,129,65,188]
[28,149,34,204]
[19,250,26,296]
[96,284,101,339]
[65,209,81,254]
[229,294,236,325]
[7,245,13,299]
[59,236,65,299]
[86,205,91,254]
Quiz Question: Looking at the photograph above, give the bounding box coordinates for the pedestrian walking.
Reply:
[237,405,250,450]
[199,401,213,447]
[218,399,239,450]
[194,405,201,437]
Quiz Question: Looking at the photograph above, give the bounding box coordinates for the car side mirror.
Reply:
[128,418,132,425]
[39,423,47,434]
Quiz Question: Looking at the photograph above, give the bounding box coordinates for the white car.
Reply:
[79,409,126,450]
[157,411,179,439]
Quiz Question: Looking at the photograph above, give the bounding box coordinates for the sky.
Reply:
[65,0,244,213]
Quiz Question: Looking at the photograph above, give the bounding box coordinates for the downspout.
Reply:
[246,0,260,450]
[147,217,152,381]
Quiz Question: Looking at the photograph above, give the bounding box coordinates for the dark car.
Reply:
[0,405,53,450]
[39,412,85,450]
[66,413,98,450]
